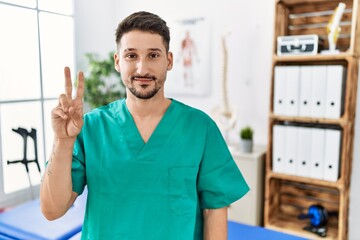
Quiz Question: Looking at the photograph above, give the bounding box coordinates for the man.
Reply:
[40,11,249,240]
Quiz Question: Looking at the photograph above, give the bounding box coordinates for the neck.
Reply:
[126,93,171,118]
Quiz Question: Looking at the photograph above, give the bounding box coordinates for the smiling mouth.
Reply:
[131,76,156,81]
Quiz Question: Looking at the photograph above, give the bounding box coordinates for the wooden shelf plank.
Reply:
[278,0,351,9]
[273,53,354,63]
[269,113,349,126]
[265,214,338,240]
[267,172,343,189]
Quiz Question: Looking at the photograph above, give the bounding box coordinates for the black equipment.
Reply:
[7,127,41,199]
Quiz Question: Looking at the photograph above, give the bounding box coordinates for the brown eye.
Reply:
[149,53,160,59]
[126,53,137,59]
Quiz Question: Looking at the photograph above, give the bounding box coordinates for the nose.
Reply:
[136,58,149,75]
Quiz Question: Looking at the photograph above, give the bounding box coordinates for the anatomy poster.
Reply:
[166,17,211,96]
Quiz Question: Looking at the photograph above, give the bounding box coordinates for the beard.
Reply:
[129,85,160,100]
[127,82,161,99]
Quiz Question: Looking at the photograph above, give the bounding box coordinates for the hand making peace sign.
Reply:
[51,67,84,139]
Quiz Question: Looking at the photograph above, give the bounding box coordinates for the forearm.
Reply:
[40,137,77,220]
[203,207,228,240]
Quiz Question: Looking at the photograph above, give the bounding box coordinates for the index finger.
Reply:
[76,71,85,99]
[64,66,73,98]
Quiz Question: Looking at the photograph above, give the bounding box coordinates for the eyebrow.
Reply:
[148,48,162,52]
[123,48,163,52]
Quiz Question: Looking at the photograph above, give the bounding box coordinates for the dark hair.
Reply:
[115,11,170,51]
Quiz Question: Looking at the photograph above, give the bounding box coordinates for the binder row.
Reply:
[272,124,341,182]
[273,65,346,119]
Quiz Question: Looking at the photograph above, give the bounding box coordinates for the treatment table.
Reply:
[0,190,309,240]
[0,189,87,240]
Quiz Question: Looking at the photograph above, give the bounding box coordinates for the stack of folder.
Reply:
[273,125,341,182]
[273,65,346,119]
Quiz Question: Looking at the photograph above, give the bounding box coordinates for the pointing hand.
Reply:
[51,67,84,139]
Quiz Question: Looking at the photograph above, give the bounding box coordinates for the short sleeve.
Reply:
[71,130,87,195]
[197,120,249,209]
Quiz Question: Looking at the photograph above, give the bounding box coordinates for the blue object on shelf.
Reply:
[228,221,309,240]
[0,189,87,240]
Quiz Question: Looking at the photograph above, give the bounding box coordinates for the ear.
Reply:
[167,51,173,71]
[114,52,120,72]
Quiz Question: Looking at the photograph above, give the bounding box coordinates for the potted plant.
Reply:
[84,52,126,110]
[239,126,254,153]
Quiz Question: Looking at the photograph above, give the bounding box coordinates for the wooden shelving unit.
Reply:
[264,0,360,239]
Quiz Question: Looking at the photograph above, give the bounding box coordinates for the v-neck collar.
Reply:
[112,99,178,161]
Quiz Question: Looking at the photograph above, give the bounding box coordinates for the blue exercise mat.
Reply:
[228,221,309,240]
[0,232,14,240]
[68,231,82,240]
[0,189,87,240]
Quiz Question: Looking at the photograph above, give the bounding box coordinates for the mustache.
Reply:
[131,75,156,80]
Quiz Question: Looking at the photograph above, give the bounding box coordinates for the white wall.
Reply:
[74,0,360,238]
[119,1,274,146]
[349,73,360,239]
[75,0,274,146]
[74,0,119,71]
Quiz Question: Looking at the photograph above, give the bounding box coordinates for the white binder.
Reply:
[272,125,286,173]
[273,66,287,115]
[284,126,298,175]
[284,66,300,116]
[323,129,341,182]
[296,127,311,178]
[299,66,313,117]
[310,66,327,118]
[310,128,325,179]
[325,65,345,119]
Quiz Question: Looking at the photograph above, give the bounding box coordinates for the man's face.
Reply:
[114,30,173,100]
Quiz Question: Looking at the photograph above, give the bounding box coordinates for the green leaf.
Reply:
[240,126,253,140]
[84,52,126,109]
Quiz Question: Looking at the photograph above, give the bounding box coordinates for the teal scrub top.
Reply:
[72,99,249,240]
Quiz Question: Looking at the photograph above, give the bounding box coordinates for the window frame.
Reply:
[0,0,75,208]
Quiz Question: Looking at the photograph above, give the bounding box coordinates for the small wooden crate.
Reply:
[274,0,360,55]
[266,177,341,239]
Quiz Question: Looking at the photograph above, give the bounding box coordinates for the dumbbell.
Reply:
[298,204,339,237]
[298,204,329,227]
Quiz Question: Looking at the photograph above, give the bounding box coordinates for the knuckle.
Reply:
[59,93,67,99]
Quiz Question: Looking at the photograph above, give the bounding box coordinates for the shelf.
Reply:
[265,178,341,239]
[266,214,338,240]
[266,172,342,190]
[269,114,349,126]
[277,0,349,7]
[266,1,358,239]
[273,53,355,63]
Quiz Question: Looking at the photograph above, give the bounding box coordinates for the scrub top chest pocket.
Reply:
[169,166,198,216]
